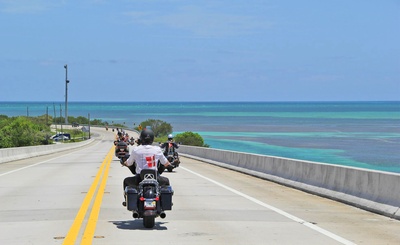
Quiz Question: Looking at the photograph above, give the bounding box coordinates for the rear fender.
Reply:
[143,210,157,218]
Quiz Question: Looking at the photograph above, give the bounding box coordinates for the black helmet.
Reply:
[140,129,154,145]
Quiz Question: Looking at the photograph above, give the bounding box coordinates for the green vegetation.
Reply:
[136,119,173,137]
[136,119,209,148]
[56,116,108,126]
[0,114,209,148]
[0,115,90,148]
[60,128,87,143]
[175,132,209,147]
[0,115,52,148]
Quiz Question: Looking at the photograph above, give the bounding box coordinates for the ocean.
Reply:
[1,101,400,173]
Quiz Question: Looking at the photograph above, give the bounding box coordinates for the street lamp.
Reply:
[64,64,70,124]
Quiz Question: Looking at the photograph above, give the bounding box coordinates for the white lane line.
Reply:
[181,166,356,245]
[0,140,102,177]
[0,151,77,177]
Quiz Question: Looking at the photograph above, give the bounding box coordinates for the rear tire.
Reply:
[143,216,155,228]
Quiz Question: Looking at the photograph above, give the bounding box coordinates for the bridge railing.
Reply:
[0,138,94,164]
[178,145,400,220]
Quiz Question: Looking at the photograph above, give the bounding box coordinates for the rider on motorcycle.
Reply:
[160,134,179,157]
[121,128,171,205]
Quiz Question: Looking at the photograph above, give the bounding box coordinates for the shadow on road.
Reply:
[110,220,168,230]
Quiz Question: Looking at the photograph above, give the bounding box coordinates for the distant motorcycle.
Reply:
[165,150,180,172]
[115,141,129,159]
[124,168,173,228]
[160,142,181,172]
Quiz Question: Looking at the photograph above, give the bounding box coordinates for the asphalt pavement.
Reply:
[0,127,399,244]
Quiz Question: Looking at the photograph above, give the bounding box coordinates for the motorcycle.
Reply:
[115,140,129,159]
[160,142,181,172]
[124,168,173,228]
[166,151,180,172]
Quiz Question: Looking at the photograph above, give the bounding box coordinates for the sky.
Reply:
[0,0,399,102]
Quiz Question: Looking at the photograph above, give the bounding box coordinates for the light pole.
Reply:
[64,64,70,124]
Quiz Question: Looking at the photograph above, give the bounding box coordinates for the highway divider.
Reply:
[0,139,95,164]
[178,145,400,220]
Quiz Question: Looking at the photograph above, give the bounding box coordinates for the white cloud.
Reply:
[124,5,272,38]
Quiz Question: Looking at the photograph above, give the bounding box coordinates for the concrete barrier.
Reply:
[178,145,400,220]
[0,139,95,164]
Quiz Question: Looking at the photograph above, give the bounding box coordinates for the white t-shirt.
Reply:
[126,145,168,174]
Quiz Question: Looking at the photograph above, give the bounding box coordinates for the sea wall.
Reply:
[0,139,94,164]
[178,145,400,220]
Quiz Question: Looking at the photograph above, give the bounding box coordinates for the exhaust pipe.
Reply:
[132,211,139,219]
[159,212,166,219]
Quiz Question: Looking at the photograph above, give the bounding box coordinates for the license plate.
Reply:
[144,200,156,208]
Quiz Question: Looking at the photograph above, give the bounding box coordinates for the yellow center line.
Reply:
[81,148,113,244]
[63,146,115,245]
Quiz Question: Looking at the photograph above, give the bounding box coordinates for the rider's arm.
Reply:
[158,149,171,167]
[125,153,135,167]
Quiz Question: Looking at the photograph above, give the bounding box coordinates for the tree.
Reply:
[90,119,104,125]
[30,114,52,127]
[139,119,172,137]
[0,114,9,121]
[76,116,89,124]
[175,131,209,147]
[0,116,49,148]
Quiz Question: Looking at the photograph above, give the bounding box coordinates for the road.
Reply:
[0,127,399,244]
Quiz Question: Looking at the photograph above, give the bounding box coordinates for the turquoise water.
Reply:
[199,131,398,172]
[1,101,399,173]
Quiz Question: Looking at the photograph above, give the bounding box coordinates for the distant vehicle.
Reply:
[50,133,71,141]
[72,122,79,127]
[52,135,69,141]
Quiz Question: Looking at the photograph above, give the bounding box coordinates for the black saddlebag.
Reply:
[160,186,173,210]
[125,186,138,211]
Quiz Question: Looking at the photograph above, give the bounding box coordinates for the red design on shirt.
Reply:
[145,155,156,168]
